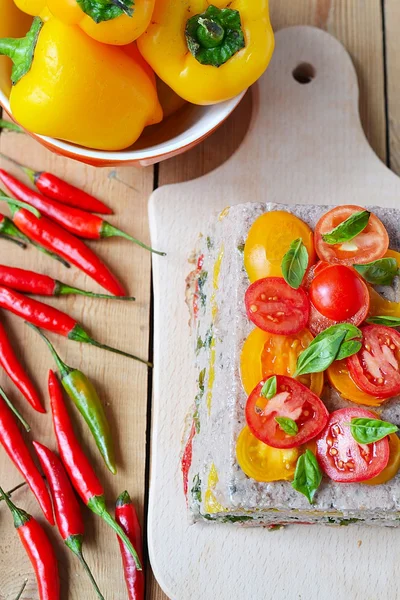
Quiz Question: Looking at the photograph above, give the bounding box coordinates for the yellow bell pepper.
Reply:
[13,0,155,45]
[0,0,32,96]
[0,17,162,150]
[137,0,274,105]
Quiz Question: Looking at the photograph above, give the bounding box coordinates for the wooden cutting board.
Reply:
[148,26,400,600]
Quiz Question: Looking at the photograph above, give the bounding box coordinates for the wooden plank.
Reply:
[0,131,154,599]
[384,0,400,174]
[151,2,387,599]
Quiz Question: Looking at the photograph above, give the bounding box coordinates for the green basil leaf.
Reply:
[354,258,398,286]
[292,450,322,504]
[261,376,277,399]
[322,210,370,245]
[281,238,309,289]
[295,323,362,376]
[275,416,298,436]
[366,315,400,327]
[349,418,398,444]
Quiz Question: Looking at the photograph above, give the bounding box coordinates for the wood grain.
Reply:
[384,0,400,174]
[0,131,154,599]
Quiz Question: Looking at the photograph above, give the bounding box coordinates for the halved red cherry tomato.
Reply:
[309,264,369,321]
[315,205,389,265]
[245,277,309,335]
[245,375,329,449]
[316,407,390,482]
[305,262,369,336]
[327,359,384,407]
[347,325,400,399]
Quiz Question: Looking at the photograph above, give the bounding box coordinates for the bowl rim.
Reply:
[0,87,246,161]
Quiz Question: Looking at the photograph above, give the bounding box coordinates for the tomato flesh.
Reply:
[362,433,400,485]
[245,375,329,449]
[347,325,400,399]
[309,264,368,321]
[327,359,384,407]
[315,205,389,265]
[316,407,390,482]
[245,277,309,335]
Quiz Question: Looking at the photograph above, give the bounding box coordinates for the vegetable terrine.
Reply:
[183,202,400,527]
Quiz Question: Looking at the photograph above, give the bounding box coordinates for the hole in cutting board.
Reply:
[292,63,316,84]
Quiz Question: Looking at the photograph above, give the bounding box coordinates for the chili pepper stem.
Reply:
[14,579,28,600]
[0,234,26,248]
[0,480,27,502]
[0,152,37,183]
[66,535,105,600]
[101,221,166,256]
[26,322,72,378]
[70,324,152,366]
[0,484,30,527]
[0,386,30,432]
[0,119,24,134]
[54,281,135,301]
[88,495,142,570]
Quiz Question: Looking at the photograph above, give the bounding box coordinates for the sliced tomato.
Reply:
[245,375,329,449]
[347,325,400,399]
[362,433,400,485]
[327,359,384,407]
[240,327,324,396]
[244,211,316,283]
[236,426,299,482]
[315,205,389,265]
[305,263,369,336]
[245,277,309,335]
[316,407,390,482]
[309,264,369,321]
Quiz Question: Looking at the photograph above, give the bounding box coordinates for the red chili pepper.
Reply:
[0,285,150,364]
[0,212,70,267]
[0,169,165,255]
[115,491,145,600]
[48,370,142,569]
[3,198,126,296]
[0,153,112,214]
[0,392,54,524]
[0,484,59,600]
[33,441,105,600]
[0,318,44,412]
[0,264,135,301]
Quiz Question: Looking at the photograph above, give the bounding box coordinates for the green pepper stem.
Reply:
[0,18,43,85]
[0,119,24,134]
[116,489,131,508]
[100,221,166,256]
[26,322,72,379]
[54,281,135,301]
[88,495,142,570]
[0,152,37,182]
[0,233,26,248]
[66,535,105,600]
[70,324,153,366]
[14,579,28,600]
[0,481,27,502]
[197,18,225,48]
[0,194,41,218]
[0,386,30,432]
[0,484,30,528]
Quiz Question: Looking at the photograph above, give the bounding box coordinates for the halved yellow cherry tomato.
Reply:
[244,211,316,283]
[368,249,400,317]
[240,328,324,397]
[362,434,400,485]
[327,359,383,407]
[236,426,299,482]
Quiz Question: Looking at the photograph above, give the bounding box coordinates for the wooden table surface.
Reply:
[0,1,399,598]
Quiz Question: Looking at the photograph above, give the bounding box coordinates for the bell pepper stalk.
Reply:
[29,323,117,474]
[185,6,245,67]
[77,0,134,23]
[0,18,43,85]
[48,370,142,569]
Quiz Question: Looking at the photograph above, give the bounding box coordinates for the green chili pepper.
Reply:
[27,323,116,475]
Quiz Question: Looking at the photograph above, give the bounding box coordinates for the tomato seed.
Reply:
[377,378,384,384]
[329,448,338,456]
[337,460,344,468]
[390,344,396,350]
[260,294,266,300]
[250,305,258,313]
[276,312,285,316]
[266,315,274,321]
